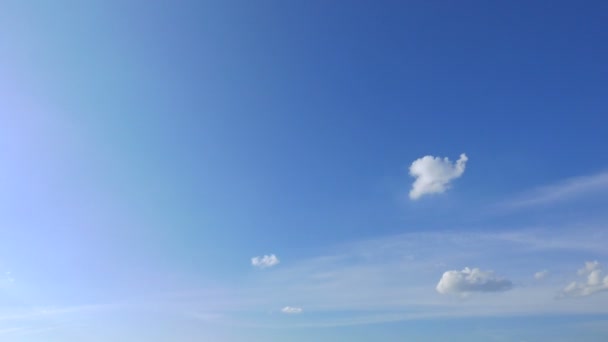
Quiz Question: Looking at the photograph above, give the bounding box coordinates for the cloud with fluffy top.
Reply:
[251,254,280,269]
[560,261,608,297]
[409,153,468,200]
[281,306,303,314]
[436,267,513,295]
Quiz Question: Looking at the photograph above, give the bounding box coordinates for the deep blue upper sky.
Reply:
[1,1,607,341]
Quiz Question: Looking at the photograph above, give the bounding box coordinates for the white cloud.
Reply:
[534,270,549,280]
[281,306,303,314]
[436,267,513,295]
[251,254,280,269]
[560,261,608,297]
[409,153,468,200]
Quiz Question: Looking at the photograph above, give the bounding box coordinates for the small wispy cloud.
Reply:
[409,153,468,200]
[281,306,303,314]
[505,171,608,209]
[191,312,224,323]
[560,261,608,298]
[251,254,280,269]
[534,270,549,280]
[0,327,25,335]
[436,267,513,295]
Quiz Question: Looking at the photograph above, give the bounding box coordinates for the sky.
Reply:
[1,1,608,341]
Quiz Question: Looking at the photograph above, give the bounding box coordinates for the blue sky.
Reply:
[1,1,608,341]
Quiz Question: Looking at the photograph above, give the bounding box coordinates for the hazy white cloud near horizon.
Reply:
[561,261,608,298]
[436,267,513,295]
[177,221,608,328]
[281,306,303,314]
[534,270,549,280]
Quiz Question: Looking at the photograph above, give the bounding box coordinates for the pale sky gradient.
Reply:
[1,1,608,341]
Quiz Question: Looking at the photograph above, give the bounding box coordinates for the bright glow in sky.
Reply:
[1,1,608,341]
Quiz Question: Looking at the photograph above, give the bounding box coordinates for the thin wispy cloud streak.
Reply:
[0,304,120,322]
[504,171,608,209]
[0,327,25,335]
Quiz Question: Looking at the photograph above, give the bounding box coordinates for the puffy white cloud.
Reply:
[560,261,608,297]
[409,153,468,200]
[436,267,513,295]
[251,254,280,269]
[281,306,302,314]
[534,270,549,280]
